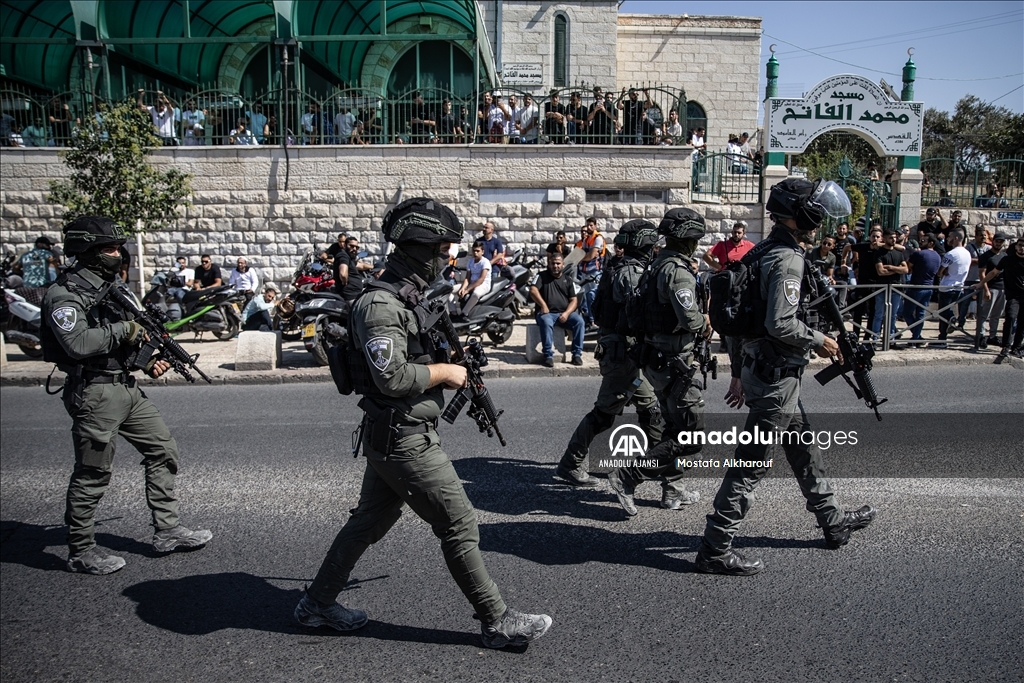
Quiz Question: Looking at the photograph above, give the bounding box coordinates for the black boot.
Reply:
[823,505,877,549]
[695,542,763,576]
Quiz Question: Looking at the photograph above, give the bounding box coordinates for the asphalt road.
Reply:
[1,366,1022,683]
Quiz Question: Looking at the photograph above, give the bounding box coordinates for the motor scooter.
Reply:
[0,254,43,357]
[142,270,244,340]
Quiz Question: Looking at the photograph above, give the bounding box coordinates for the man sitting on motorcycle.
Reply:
[456,241,492,317]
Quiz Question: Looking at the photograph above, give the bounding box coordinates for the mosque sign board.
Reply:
[502,63,543,87]
[765,74,923,156]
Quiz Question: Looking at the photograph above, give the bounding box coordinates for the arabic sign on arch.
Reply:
[764,74,923,157]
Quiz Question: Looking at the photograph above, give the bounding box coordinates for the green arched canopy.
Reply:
[1,0,77,91]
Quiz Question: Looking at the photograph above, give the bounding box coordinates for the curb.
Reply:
[2,350,1019,387]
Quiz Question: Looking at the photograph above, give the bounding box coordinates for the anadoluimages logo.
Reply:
[608,424,648,458]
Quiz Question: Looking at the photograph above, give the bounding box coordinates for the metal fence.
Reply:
[0,80,706,150]
[692,151,762,203]
[921,157,1024,209]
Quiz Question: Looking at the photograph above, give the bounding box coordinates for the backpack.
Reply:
[707,237,780,338]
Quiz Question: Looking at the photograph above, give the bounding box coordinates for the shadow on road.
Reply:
[1,519,154,571]
[122,572,484,647]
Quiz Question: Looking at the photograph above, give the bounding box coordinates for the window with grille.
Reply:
[553,14,568,88]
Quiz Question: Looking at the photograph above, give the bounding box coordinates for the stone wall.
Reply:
[616,14,762,150]
[0,145,766,291]
[498,1,620,92]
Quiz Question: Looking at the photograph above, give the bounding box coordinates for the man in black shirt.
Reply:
[325,233,347,262]
[193,254,222,290]
[976,236,1024,361]
[843,226,882,339]
[438,99,457,144]
[587,87,615,145]
[409,92,434,144]
[870,228,908,341]
[333,236,372,302]
[529,253,585,367]
[617,87,651,145]
[543,90,567,144]
[566,92,588,145]
[976,233,1008,348]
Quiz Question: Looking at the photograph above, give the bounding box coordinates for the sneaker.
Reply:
[1012,348,1024,360]
[695,545,763,576]
[823,505,877,549]
[987,336,1000,347]
[606,468,638,516]
[480,608,552,649]
[542,356,555,368]
[661,490,700,509]
[571,354,583,366]
[67,546,126,575]
[978,337,988,350]
[994,349,1009,364]
[294,591,368,631]
[929,341,948,349]
[152,525,213,554]
[556,463,599,487]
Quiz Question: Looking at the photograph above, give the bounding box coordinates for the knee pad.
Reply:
[638,405,663,429]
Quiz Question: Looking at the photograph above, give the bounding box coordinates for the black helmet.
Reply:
[615,219,659,253]
[767,179,851,233]
[382,197,464,245]
[657,208,705,241]
[62,215,127,257]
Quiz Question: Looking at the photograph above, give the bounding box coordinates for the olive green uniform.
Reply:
[562,258,662,469]
[627,249,707,492]
[307,281,506,623]
[703,227,843,552]
[41,265,180,555]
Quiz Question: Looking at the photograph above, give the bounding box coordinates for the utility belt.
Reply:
[81,370,135,386]
[594,335,632,363]
[635,342,702,393]
[48,366,134,413]
[743,356,802,383]
[353,397,438,457]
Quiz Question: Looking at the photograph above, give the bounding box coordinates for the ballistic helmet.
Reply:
[615,219,660,253]
[767,179,851,233]
[381,197,464,245]
[657,208,706,241]
[62,215,127,257]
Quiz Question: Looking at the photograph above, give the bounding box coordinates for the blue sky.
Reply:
[620,1,1024,116]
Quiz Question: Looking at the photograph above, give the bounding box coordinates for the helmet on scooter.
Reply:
[62,215,127,257]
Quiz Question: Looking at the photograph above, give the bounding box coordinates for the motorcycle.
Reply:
[142,270,244,340]
[505,247,542,319]
[444,261,517,345]
[294,293,349,367]
[275,250,337,340]
[0,254,43,357]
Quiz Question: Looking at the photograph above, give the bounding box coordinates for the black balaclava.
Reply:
[81,247,122,279]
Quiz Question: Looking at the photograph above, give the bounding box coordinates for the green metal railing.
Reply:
[692,151,763,203]
[1,80,705,149]
[921,157,1024,209]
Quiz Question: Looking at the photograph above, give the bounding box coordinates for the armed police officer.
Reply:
[557,220,663,487]
[606,208,708,516]
[696,179,876,576]
[41,216,212,576]
[296,198,552,649]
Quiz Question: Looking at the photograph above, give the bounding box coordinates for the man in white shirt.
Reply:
[248,103,268,144]
[169,255,195,301]
[933,228,971,347]
[228,256,260,300]
[181,101,205,146]
[137,89,178,145]
[229,118,259,146]
[505,95,523,143]
[518,95,539,144]
[334,108,356,144]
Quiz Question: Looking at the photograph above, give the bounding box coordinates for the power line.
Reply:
[763,33,1024,82]
[774,10,1022,56]
[990,84,1024,104]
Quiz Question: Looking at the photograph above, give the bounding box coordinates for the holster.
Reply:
[369,407,397,455]
[60,366,85,412]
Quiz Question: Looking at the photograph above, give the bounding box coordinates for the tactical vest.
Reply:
[590,258,622,330]
[334,278,445,396]
[40,271,129,371]
[642,257,693,334]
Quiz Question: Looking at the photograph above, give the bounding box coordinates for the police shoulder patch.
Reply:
[783,279,801,306]
[675,288,695,310]
[364,336,394,371]
[51,306,77,332]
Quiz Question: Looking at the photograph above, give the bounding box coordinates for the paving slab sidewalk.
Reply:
[1,319,1020,388]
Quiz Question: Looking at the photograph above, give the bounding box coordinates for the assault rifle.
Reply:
[423,291,506,446]
[103,284,213,384]
[694,276,719,387]
[807,264,886,420]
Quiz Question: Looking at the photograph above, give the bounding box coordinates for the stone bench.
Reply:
[524,324,575,364]
[235,330,281,371]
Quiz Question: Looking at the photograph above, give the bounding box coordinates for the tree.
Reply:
[48,100,192,234]
[792,132,883,182]
[922,95,1020,173]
